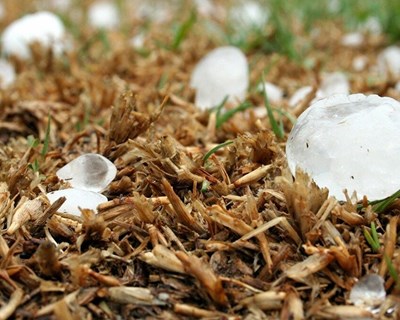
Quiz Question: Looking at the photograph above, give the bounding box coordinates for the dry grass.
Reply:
[0,1,399,319]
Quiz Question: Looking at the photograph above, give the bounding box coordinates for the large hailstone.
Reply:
[56,153,117,192]
[190,46,249,110]
[286,94,400,201]
[1,11,67,59]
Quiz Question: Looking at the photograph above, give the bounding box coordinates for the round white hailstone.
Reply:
[56,153,117,192]
[362,16,382,35]
[129,33,145,49]
[1,11,66,59]
[88,1,120,30]
[352,55,368,72]
[349,274,386,309]
[377,46,400,77]
[47,188,107,216]
[289,86,313,108]
[193,0,215,17]
[286,94,400,201]
[229,1,269,30]
[259,82,283,104]
[190,46,249,110]
[341,32,364,47]
[316,72,349,100]
[0,59,16,88]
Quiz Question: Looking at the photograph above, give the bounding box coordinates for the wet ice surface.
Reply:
[286,94,400,201]
[349,274,386,310]
[56,153,117,192]
[190,46,249,110]
[1,11,67,59]
[47,188,107,216]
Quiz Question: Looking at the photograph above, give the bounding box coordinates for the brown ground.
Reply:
[0,1,399,319]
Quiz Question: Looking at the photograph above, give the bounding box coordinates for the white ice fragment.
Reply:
[229,1,269,30]
[0,59,16,88]
[286,94,400,201]
[56,153,117,192]
[341,32,364,47]
[353,55,368,72]
[88,1,120,30]
[316,72,349,99]
[377,46,400,77]
[47,188,107,216]
[129,33,145,49]
[190,46,249,110]
[1,11,67,59]
[259,82,283,104]
[350,274,386,309]
[289,86,313,108]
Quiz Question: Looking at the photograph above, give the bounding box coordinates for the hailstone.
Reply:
[1,11,67,59]
[190,46,249,110]
[47,188,107,216]
[286,94,400,201]
[56,153,117,192]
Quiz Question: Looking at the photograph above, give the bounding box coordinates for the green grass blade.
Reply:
[216,101,253,129]
[385,254,400,289]
[372,188,400,213]
[370,222,380,249]
[262,81,284,139]
[363,228,380,253]
[171,11,196,50]
[41,115,51,158]
[203,140,233,163]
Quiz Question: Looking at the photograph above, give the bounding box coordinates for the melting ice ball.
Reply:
[47,188,107,216]
[1,11,67,59]
[349,274,386,310]
[190,46,249,110]
[56,153,117,192]
[286,94,400,201]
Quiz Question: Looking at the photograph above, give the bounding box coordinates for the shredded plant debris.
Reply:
[0,1,399,319]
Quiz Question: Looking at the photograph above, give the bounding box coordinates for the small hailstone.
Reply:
[88,1,120,30]
[0,59,16,88]
[353,56,368,72]
[129,33,145,49]
[377,46,400,77]
[316,72,349,99]
[289,86,313,108]
[1,11,67,59]
[341,32,364,48]
[47,188,107,216]
[193,0,215,17]
[229,1,269,30]
[350,274,386,310]
[362,16,382,35]
[259,82,283,104]
[190,46,249,110]
[56,153,117,192]
[286,94,400,201]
